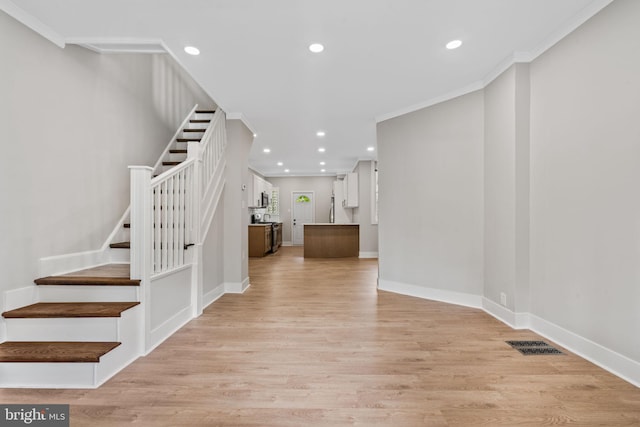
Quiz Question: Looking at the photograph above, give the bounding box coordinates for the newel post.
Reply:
[129,165,153,353]
[187,142,204,316]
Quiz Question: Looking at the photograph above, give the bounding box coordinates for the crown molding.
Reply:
[65,37,167,54]
[0,0,65,47]
[376,0,614,123]
[375,81,484,123]
[525,0,614,62]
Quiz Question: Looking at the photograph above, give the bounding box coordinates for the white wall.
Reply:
[377,91,485,296]
[224,120,253,286]
[0,11,215,305]
[483,63,531,312]
[529,0,640,363]
[351,160,379,255]
[266,176,334,243]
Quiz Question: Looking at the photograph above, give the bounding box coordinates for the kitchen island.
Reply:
[303,224,359,258]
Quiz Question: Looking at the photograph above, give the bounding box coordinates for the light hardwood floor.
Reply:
[1,246,639,426]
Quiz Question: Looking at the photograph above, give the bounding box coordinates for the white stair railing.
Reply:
[129,107,227,351]
[150,159,196,275]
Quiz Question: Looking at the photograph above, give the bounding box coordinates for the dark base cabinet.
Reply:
[248,225,272,257]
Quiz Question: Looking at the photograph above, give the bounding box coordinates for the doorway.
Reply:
[291,191,315,245]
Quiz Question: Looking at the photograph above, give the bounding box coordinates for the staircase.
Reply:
[0,266,141,388]
[109,109,217,250]
[0,107,226,388]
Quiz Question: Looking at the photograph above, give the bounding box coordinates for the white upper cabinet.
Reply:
[249,172,272,207]
[342,172,359,208]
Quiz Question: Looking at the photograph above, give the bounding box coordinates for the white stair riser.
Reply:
[38,285,139,303]
[175,141,188,150]
[108,247,130,263]
[113,226,130,244]
[192,113,214,121]
[181,131,204,139]
[0,362,98,388]
[5,318,119,341]
[186,122,210,130]
[169,152,187,162]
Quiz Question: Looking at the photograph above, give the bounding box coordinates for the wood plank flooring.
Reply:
[1,246,639,426]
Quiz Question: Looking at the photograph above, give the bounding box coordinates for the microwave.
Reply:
[261,191,270,207]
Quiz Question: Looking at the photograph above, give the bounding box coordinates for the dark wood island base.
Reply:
[303,224,359,258]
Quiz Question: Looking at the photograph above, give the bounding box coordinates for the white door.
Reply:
[292,191,315,245]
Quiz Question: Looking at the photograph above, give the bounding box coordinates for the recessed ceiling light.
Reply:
[284,169,290,173]
[321,169,326,173]
[184,46,200,55]
[309,43,324,53]
[318,147,326,153]
[277,162,283,166]
[367,146,375,152]
[446,40,462,50]
[320,161,326,166]
[263,148,271,153]
[316,131,326,137]
[253,133,257,138]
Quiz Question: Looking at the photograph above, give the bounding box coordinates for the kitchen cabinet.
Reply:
[248,224,272,257]
[342,172,359,208]
[332,181,352,223]
[249,173,273,208]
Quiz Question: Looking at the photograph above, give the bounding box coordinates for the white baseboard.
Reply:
[146,305,193,355]
[282,241,293,247]
[528,314,640,388]
[203,284,225,309]
[359,251,378,259]
[3,286,37,312]
[482,297,530,329]
[381,279,640,388]
[225,277,250,294]
[38,249,111,277]
[378,279,483,309]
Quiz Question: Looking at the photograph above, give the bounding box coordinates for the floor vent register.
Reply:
[506,340,564,355]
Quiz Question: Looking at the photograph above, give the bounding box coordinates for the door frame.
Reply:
[291,191,315,246]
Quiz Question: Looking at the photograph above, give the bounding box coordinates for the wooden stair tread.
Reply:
[195,110,216,114]
[35,276,139,286]
[2,302,139,319]
[190,119,210,123]
[123,223,130,228]
[110,241,130,249]
[162,161,182,166]
[176,138,201,142]
[169,149,187,154]
[183,129,207,132]
[0,342,121,363]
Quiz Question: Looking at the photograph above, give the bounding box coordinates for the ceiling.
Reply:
[4,0,611,176]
